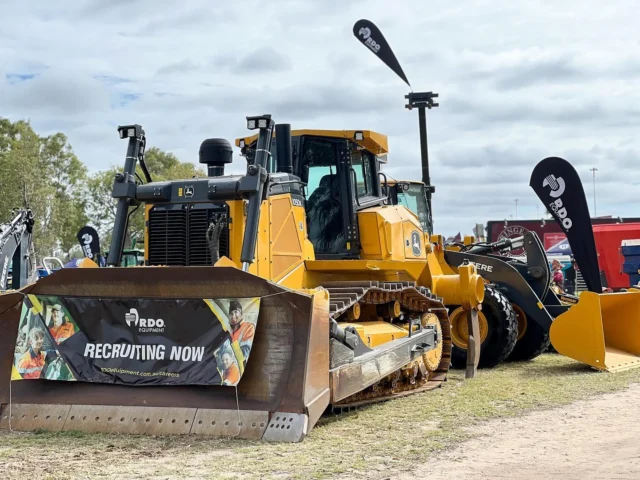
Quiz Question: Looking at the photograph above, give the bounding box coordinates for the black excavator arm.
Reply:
[0,209,35,290]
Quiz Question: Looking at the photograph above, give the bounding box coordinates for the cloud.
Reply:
[231,47,292,74]
[155,60,200,76]
[0,0,638,236]
[1,68,110,116]
[5,73,37,84]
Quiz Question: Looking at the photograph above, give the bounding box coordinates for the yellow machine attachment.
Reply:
[549,291,640,372]
[0,118,484,442]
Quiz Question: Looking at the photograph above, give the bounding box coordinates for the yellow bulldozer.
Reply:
[0,117,485,442]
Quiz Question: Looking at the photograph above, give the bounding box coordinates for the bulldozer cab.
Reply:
[236,130,390,259]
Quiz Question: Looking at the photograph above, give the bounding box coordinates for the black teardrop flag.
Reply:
[529,157,602,293]
[353,19,410,87]
[77,226,102,262]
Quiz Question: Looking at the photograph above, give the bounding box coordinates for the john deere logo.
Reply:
[411,231,421,256]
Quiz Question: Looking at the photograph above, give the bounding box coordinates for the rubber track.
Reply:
[320,280,452,407]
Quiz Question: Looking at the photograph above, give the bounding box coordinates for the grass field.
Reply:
[2,354,640,479]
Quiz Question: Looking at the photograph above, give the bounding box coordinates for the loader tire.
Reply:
[507,305,551,361]
[450,285,518,369]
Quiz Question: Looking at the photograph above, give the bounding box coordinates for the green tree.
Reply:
[0,118,88,261]
[85,147,206,250]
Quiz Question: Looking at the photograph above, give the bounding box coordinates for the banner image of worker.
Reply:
[13,296,78,381]
[12,294,260,387]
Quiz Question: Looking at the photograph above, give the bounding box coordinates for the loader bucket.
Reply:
[0,266,330,442]
[550,290,640,372]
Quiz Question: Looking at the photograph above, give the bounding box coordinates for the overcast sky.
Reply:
[1,0,639,235]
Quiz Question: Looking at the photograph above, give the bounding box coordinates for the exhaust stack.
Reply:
[275,124,293,174]
[199,138,233,177]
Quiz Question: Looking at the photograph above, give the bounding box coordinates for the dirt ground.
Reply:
[387,383,640,480]
[2,357,640,479]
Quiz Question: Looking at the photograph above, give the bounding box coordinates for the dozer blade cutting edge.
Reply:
[0,267,331,442]
[549,290,640,372]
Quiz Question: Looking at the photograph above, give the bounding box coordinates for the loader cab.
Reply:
[236,130,389,259]
[388,180,432,234]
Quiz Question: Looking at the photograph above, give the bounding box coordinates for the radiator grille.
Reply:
[147,204,229,266]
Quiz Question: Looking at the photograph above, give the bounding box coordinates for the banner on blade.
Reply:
[529,156,602,292]
[11,294,260,386]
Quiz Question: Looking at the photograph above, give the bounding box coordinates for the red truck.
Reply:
[486,218,640,290]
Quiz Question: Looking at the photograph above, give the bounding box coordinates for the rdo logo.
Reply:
[125,308,165,332]
[542,174,572,230]
[358,27,381,53]
[81,233,94,259]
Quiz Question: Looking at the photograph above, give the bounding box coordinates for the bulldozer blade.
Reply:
[0,267,330,442]
[550,291,640,372]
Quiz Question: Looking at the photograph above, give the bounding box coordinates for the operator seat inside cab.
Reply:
[306,174,344,254]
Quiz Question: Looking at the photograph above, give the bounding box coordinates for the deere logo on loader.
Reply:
[125,308,165,333]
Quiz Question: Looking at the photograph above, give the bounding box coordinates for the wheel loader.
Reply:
[0,117,484,442]
[386,179,574,368]
[385,150,640,374]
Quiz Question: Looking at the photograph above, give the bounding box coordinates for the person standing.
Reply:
[552,259,565,292]
[564,257,577,295]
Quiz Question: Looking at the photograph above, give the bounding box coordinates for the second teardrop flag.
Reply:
[529,156,602,293]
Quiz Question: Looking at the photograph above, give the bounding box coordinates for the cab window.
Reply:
[351,150,376,199]
[397,184,431,232]
[301,137,338,197]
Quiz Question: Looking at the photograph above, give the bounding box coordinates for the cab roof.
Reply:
[234,129,389,157]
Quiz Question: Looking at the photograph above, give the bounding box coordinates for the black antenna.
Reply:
[405,91,439,232]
